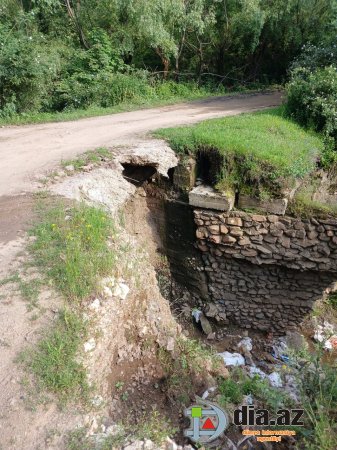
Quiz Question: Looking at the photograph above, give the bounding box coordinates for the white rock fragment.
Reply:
[249,366,283,388]
[243,394,254,405]
[165,437,178,450]
[313,322,337,350]
[218,351,245,366]
[65,164,75,172]
[202,386,216,400]
[268,371,283,388]
[103,286,113,298]
[101,276,115,288]
[89,298,101,311]
[249,366,267,379]
[237,337,253,353]
[143,440,155,449]
[113,281,129,300]
[84,338,96,352]
[91,395,104,407]
[166,337,175,352]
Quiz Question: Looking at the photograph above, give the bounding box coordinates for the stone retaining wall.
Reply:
[194,210,337,332]
[195,210,337,272]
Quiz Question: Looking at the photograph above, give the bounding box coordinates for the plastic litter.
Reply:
[192,309,202,323]
[218,351,245,366]
[272,339,289,363]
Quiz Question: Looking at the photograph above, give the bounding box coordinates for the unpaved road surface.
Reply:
[0,92,283,450]
[0,92,282,197]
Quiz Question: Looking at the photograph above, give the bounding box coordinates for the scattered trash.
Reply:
[218,351,245,366]
[237,337,253,353]
[272,339,289,363]
[249,366,283,387]
[249,366,267,379]
[192,309,202,322]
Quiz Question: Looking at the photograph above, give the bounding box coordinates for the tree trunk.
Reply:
[64,0,88,49]
[156,47,170,79]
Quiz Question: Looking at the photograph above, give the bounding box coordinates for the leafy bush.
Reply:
[290,44,337,72]
[286,45,337,163]
[0,23,61,116]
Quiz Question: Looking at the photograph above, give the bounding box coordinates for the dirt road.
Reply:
[0,91,282,197]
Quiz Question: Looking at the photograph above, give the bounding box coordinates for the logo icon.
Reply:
[184,400,229,444]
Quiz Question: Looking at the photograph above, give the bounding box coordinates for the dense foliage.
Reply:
[286,44,337,164]
[0,0,336,118]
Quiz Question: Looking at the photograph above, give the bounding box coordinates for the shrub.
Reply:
[0,23,61,116]
[286,46,337,163]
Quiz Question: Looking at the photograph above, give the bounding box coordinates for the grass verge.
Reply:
[155,107,324,198]
[21,201,117,403]
[0,85,264,127]
[30,202,116,301]
[23,309,89,403]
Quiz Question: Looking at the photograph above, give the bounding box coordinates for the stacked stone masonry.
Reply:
[194,209,337,332]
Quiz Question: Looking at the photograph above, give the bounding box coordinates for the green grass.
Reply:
[155,107,324,197]
[0,84,264,127]
[218,369,292,412]
[158,337,220,404]
[66,408,176,449]
[287,195,337,218]
[61,147,112,172]
[30,202,116,301]
[0,272,42,310]
[27,309,88,402]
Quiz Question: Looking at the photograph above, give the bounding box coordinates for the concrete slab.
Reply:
[189,185,234,211]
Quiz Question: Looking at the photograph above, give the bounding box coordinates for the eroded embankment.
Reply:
[2,138,336,450]
[50,138,337,335]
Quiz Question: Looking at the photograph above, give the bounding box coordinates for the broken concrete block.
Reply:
[189,185,234,211]
[173,157,197,191]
